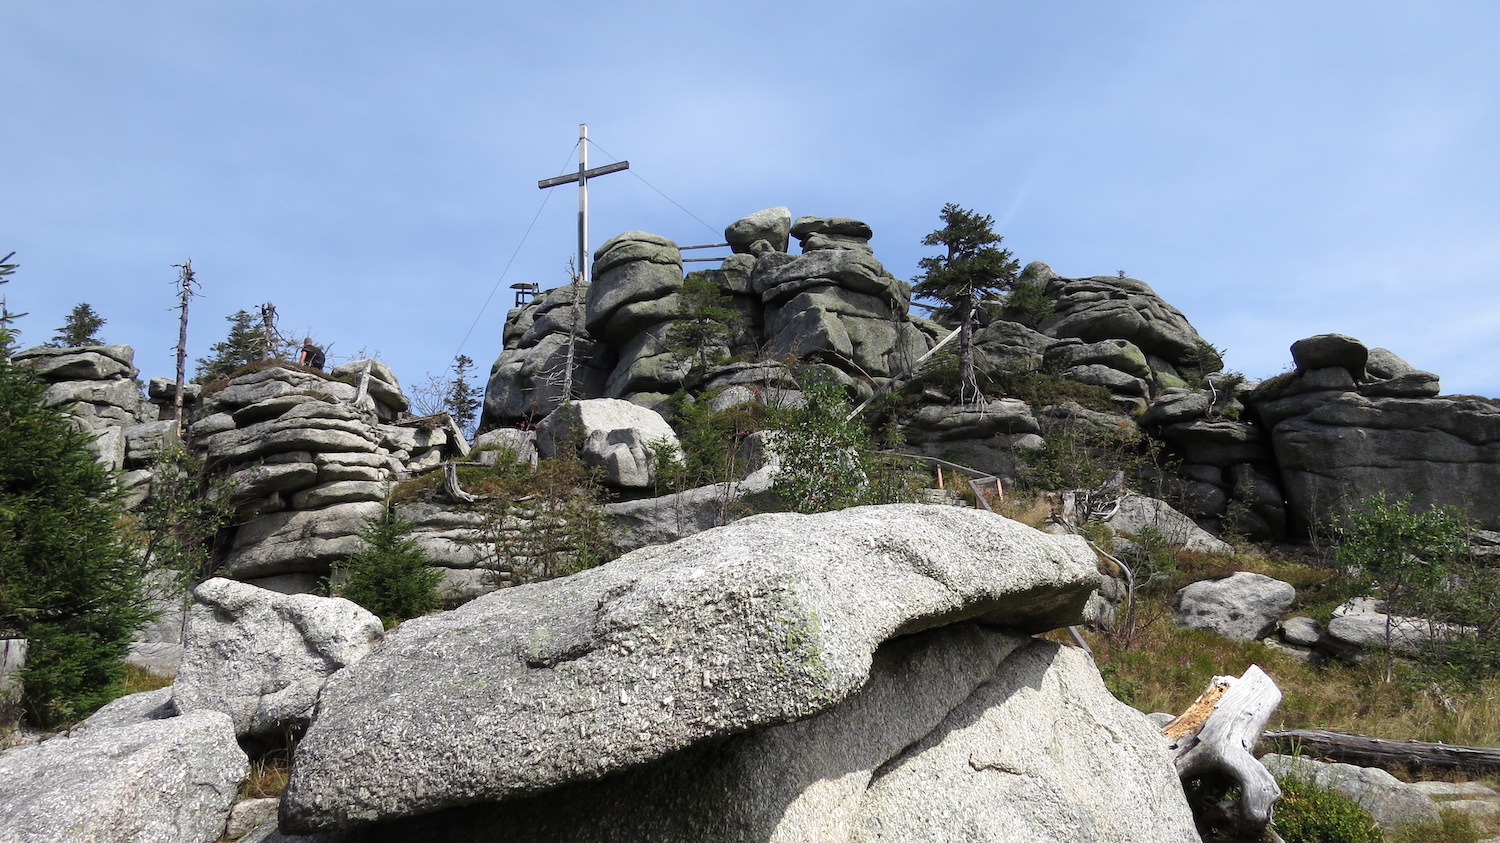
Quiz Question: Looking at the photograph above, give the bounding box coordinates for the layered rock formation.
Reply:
[1244,334,1500,533]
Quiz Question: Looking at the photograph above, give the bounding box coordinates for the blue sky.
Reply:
[4,1,1497,398]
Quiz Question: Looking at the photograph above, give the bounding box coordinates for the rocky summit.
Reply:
[3,203,1499,843]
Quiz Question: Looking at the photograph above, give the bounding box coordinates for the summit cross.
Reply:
[537,124,630,286]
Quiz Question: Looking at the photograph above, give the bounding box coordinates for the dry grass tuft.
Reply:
[120,663,173,695]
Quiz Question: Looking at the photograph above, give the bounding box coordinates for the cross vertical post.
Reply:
[538,123,629,286]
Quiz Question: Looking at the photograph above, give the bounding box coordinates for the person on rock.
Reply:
[298,337,326,371]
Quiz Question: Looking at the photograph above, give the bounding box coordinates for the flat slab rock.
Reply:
[282,504,1099,831]
[275,628,1196,842]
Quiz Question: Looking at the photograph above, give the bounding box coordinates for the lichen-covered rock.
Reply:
[173,578,384,739]
[280,504,1098,832]
[0,711,247,843]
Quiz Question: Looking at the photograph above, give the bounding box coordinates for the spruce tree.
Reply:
[665,275,743,377]
[0,329,149,726]
[194,309,266,382]
[913,204,1019,402]
[48,303,107,347]
[445,355,481,438]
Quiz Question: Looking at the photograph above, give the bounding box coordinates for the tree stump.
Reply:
[1,638,27,730]
[1163,664,1282,835]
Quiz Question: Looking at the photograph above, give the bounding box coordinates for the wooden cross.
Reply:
[537,124,629,286]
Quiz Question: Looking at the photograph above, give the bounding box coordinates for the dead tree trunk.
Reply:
[1163,664,1283,835]
[1,638,27,729]
[1263,729,1500,775]
[171,259,198,426]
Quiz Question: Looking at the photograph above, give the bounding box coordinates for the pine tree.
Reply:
[194,309,266,382]
[334,516,443,626]
[445,354,482,438]
[912,204,1019,402]
[48,303,107,347]
[665,275,743,377]
[0,331,150,726]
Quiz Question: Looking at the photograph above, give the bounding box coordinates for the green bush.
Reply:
[769,374,918,513]
[465,450,619,583]
[654,391,773,493]
[1335,493,1495,680]
[1272,774,1382,843]
[333,515,443,626]
[0,340,150,726]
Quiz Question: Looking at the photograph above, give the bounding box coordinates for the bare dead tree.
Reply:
[170,259,200,426]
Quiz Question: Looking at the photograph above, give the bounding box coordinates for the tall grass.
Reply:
[1084,600,1500,747]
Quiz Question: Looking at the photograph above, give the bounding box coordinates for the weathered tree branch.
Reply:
[1164,664,1283,833]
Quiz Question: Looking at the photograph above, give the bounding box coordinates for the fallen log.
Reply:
[1164,664,1283,835]
[1263,729,1500,775]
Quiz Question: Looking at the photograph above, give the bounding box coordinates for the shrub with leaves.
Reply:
[466,450,618,583]
[333,515,442,626]
[0,341,149,726]
[769,374,918,514]
[136,445,240,585]
[1335,493,1493,680]
[653,391,774,493]
[1271,773,1382,843]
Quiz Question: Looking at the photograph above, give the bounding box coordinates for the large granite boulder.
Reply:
[1103,494,1233,554]
[605,468,779,552]
[0,710,247,843]
[173,578,384,739]
[753,249,902,306]
[535,398,681,489]
[1290,333,1368,379]
[484,331,613,424]
[281,628,1196,842]
[280,504,1099,831]
[904,399,1040,444]
[725,206,792,254]
[1172,572,1295,641]
[221,500,386,578]
[971,318,1054,374]
[790,215,875,254]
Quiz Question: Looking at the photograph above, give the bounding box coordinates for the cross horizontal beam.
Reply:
[537,160,630,189]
